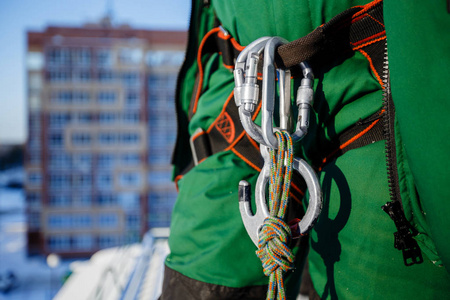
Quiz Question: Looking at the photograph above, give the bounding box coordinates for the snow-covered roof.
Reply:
[54,230,170,300]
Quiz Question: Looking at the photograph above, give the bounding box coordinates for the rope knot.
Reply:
[258,131,295,300]
[256,216,295,276]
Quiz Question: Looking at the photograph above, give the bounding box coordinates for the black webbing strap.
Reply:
[277,0,385,79]
[314,110,385,170]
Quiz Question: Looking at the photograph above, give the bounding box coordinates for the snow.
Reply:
[0,169,73,300]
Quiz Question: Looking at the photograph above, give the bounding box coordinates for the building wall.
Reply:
[25,25,186,256]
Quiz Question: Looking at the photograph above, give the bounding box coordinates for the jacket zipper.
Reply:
[381,46,423,266]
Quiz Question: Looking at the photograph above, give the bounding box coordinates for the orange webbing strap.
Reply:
[188,27,244,119]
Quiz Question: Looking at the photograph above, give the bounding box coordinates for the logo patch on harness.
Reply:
[215,111,235,143]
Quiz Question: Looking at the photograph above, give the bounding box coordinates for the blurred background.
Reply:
[0,1,189,299]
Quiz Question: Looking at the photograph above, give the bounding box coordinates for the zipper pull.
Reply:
[382,201,424,266]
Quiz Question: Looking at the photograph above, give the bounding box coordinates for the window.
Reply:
[126,214,140,229]
[72,214,93,228]
[47,48,70,66]
[75,112,93,124]
[28,134,41,150]
[28,212,41,230]
[125,91,140,107]
[29,113,41,130]
[122,153,141,165]
[97,173,113,189]
[148,170,172,185]
[49,194,71,207]
[98,213,119,229]
[48,153,71,169]
[49,174,71,189]
[28,151,41,165]
[28,171,42,186]
[99,112,117,124]
[48,70,71,82]
[71,132,91,146]
[122,112,140,124]
[27,193,41,207]
[122,72,140,86]
[73,234,94,250]
[146,50,184,67]
[97,194,117,206]
[27,52,44,71]
[49,112,71,127]
[73,70,91,82]
[121,132,140,144]
[119,48,142,65]
[97,91,117,104]
[51,91,72,104]
[29,73,43,89]
[98,235,120,248]
[73,174,92,189]
[97,153,115,168]
[73,154,91,172]
[148,207,172,228]
[118,192,139,210]
[98,70,115,82]
[96,49,113,67]
[73,194,91,207]
[72,91,90,104]
[48,214,71,229]
[47,235,71,251]
[119,172,142,187]
[72,48,91,66]
[98,132,117,145]
[125,233,140,244]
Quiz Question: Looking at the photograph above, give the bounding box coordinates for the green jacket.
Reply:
[164,0,450,299]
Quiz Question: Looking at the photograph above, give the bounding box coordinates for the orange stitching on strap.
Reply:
[358,48,385,88]
[351,30,385,47]
[192,27,221,115]
[353,35,386,51]
[367,14,385,27]
[351,13,368,24]
[319,118,381,171]
[231,148,262,172]
[352,0,383,19]
[215,111,235,143]
[207,92,234,133]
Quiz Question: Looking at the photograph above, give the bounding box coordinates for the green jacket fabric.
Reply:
[164,0,450,299]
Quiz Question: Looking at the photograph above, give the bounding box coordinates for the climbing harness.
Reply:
[234,37,323,300]
[175,0,421,270]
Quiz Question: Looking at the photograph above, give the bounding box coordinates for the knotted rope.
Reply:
[256,131,295,300]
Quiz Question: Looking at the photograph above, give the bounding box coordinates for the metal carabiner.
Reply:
[234,37,291,147]
[234,37,271,146]
[262,60,315,148]
[238,144,323,246]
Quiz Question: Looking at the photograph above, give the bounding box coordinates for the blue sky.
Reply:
[0,0,190,144]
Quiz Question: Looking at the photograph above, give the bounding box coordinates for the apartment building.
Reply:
[25,21,186,256]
